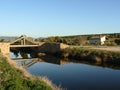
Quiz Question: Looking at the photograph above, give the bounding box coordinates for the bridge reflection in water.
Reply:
[11,56,70,68]
[11,55,120,70]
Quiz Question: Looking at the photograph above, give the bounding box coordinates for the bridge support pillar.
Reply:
[0,43,10,55]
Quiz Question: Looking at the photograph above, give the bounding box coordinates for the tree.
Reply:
[73,36,86,45]
[0,39,5,42]
[115,39,120,45]
[54,36,62,42]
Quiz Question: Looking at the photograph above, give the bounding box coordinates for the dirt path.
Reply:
[71,45,120,52]
[92,46,120,52]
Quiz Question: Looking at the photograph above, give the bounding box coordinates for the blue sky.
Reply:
[0,0,120,37]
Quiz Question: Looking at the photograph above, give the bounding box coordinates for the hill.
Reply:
[0,36,18,41]
[39,33,120,46]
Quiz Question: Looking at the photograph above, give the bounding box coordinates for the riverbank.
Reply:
[60,47,120,64]
[0,53,62,90]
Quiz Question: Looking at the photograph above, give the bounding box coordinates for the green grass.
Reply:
[0,55,52,90]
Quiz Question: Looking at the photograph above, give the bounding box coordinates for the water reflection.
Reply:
[12,57,69,68]
[10,52,120,90]
[10,47,120,70]
[11,54,120,70]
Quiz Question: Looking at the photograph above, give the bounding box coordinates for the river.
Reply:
[10,52,120,90]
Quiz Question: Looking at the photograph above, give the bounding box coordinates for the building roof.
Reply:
[90,35,105,40]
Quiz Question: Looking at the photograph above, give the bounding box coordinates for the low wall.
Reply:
[0,43,10,55]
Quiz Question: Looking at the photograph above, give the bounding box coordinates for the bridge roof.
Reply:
[10,35,37,45]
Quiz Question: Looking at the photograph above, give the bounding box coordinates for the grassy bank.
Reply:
[0,54,54,90]
[61,47,120,64]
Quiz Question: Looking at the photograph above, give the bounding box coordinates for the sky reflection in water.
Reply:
[11,52,120,90]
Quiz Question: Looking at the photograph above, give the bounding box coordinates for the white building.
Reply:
[89,35,106,45]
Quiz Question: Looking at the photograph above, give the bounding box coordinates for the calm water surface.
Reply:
[10,53,120,90]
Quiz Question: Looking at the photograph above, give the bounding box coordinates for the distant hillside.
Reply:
[62,33,120,38]
[39,33,120,46]
[0,36,37,42]
[0,36,18,41]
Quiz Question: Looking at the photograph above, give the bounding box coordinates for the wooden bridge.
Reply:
[0,35,69,55]
[0,35,41,55]
[10,35,40,48]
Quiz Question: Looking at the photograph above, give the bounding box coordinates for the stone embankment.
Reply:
[33,42,69,54]
[0,43,10,55]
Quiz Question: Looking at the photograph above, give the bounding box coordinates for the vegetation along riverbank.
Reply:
[60,47,120,64]
[0,53,62,90]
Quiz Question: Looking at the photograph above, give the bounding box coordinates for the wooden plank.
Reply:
[10,45,39,47]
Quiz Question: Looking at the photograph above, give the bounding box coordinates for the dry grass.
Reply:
[61,47,120,63]
[39,76,66,90]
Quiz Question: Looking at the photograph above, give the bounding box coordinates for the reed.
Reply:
[61,47,120,63]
